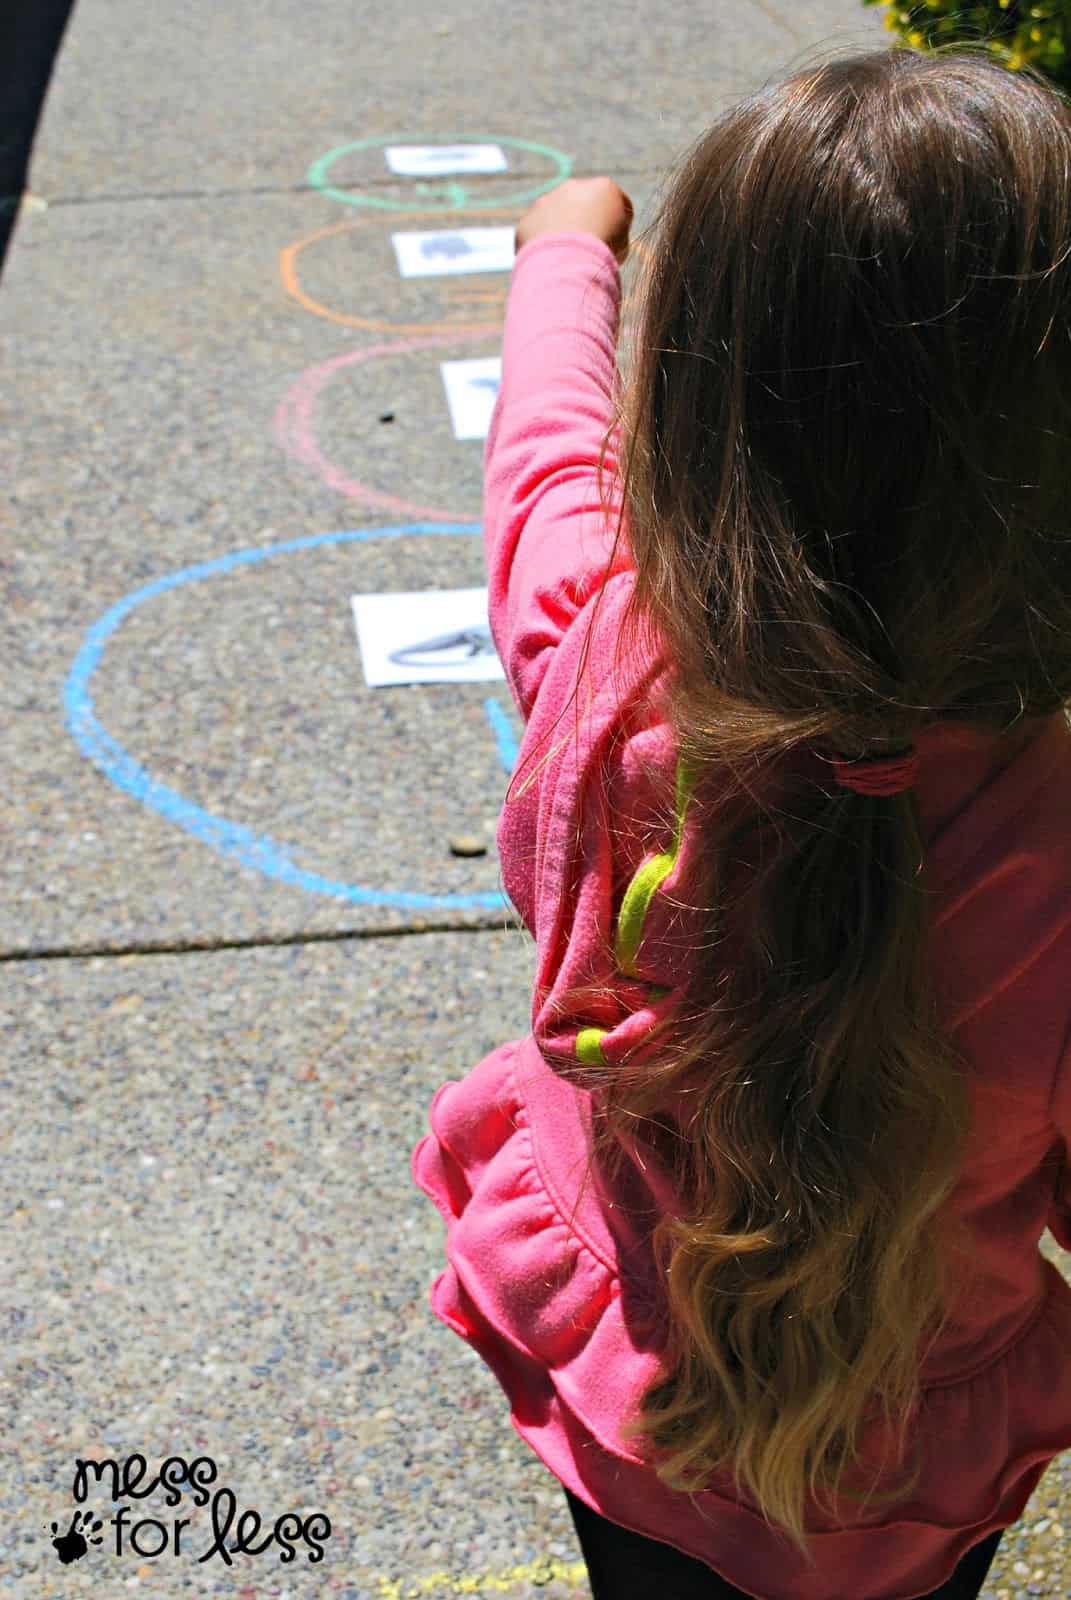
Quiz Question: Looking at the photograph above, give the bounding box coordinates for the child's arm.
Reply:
[483,231,633,726]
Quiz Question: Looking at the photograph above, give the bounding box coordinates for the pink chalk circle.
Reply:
[274,331,498,519]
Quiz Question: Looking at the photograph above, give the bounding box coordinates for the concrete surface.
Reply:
[4,0,1070,1594]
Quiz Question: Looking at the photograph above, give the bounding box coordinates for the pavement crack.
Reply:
[0,919,515,963]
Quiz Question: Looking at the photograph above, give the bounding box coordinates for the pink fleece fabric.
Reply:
[410,230,1071,1600]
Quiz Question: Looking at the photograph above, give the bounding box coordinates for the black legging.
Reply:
[564,1487,1004,1600]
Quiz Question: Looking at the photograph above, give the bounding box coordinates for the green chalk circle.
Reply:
[307,134,572,210]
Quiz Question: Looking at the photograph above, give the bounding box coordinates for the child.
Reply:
[411,40,1071,1600]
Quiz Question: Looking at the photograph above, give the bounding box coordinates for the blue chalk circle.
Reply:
[63,525,520,911]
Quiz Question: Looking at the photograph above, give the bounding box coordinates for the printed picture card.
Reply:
[383,144,509,176]
[391,227,517,278]
[351,586,505,686]
[440,357,501,440]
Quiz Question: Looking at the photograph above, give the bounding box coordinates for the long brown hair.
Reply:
[515,40,1071,1563]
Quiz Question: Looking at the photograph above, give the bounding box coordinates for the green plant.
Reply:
[863,0,1071,92]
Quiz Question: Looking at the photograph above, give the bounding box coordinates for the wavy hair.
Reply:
[522,40,1071,1563]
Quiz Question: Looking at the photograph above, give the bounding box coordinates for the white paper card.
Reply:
[351,587,505,686]
[440,357,501,440]
[384,144,509,177]
[391,227,516,278]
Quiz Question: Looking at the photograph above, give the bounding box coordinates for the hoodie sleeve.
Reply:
[483,230,634,727]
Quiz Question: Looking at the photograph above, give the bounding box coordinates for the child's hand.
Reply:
[514,176,634,265]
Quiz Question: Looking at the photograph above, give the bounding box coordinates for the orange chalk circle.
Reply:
[280,208,520,335]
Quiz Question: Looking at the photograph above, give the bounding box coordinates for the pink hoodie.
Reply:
[410,231,1071,1600]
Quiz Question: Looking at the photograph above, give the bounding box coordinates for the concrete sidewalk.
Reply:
[3,0,1069,1594]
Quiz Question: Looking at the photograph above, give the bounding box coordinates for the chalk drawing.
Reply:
[483,696,517,774]
[280,210,517,336]
[274,333,499,514]
[63,526,519,912]
[307,132,570,211]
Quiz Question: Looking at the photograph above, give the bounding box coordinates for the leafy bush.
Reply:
[863,0,1071,92]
